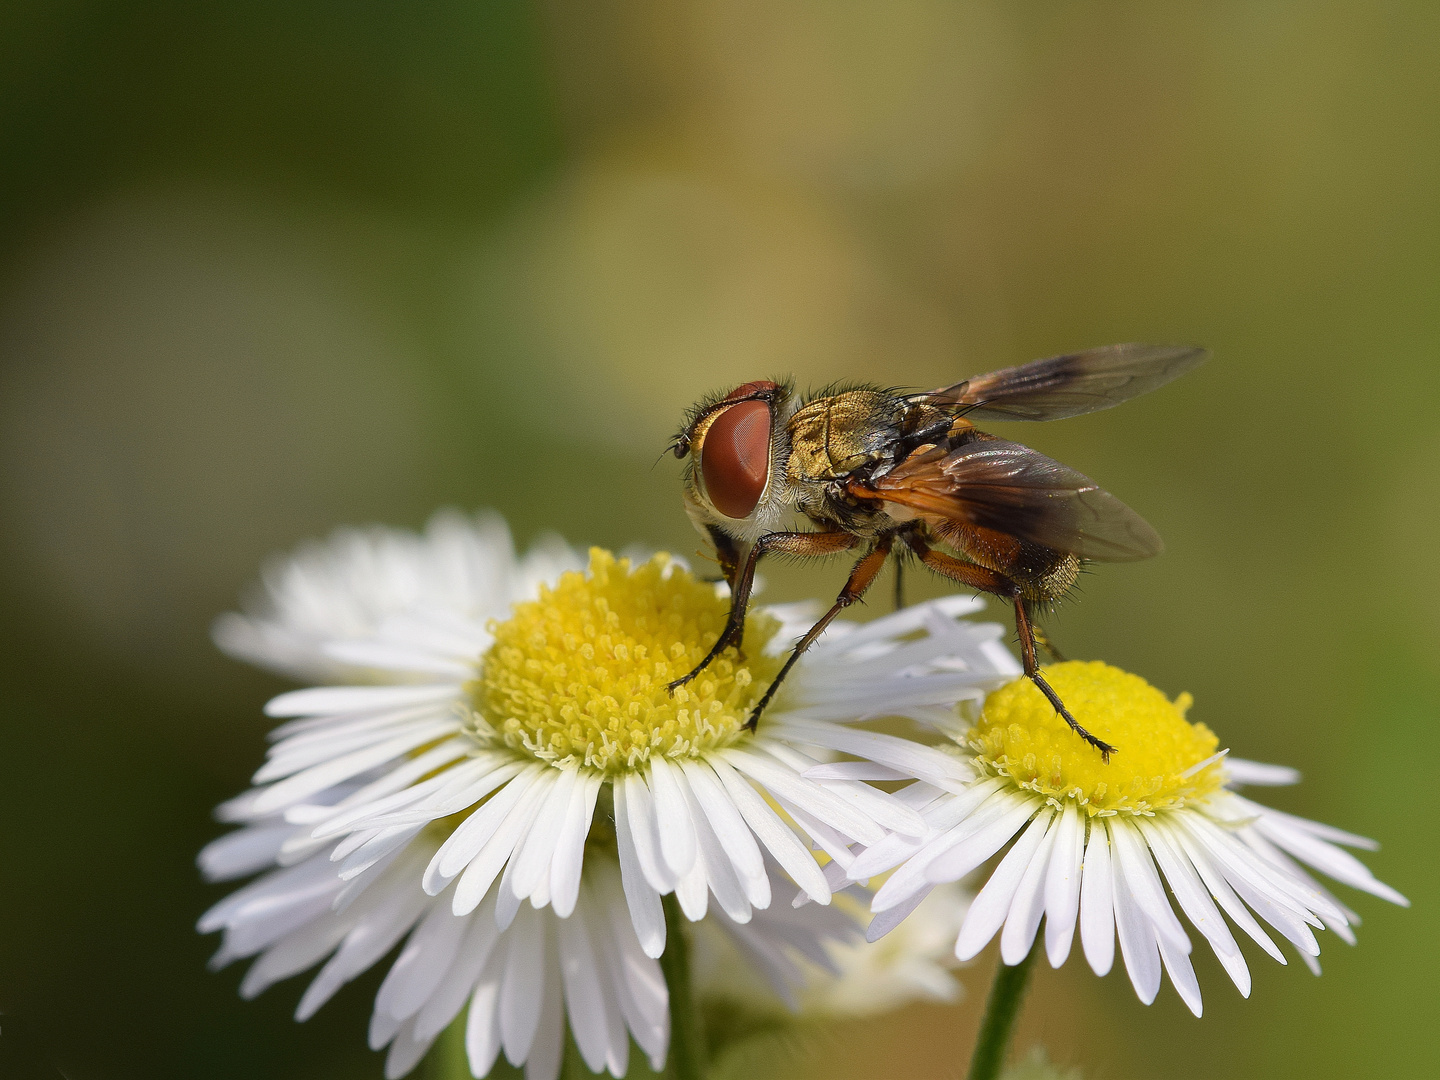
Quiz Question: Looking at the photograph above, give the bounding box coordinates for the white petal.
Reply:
[312,738,473,823]
[465,952,505,1078]
[296,877,432,1020]
[495,849,525,931]
[1110,824,1161,1005]
[374,900,471,1023]
[265,684,461,718]
[1079,820,1115,977]
[452,769,556,916]
[510,767,580,901]
[366,756,528,831]
[848,778,1005,881]
[549,772,601,918]
[1001,810,1061,965]
[1238,797,1378,850]
[1248,811,1407,905]
[846,830,927,883]
[499,905,545,1062]
[414,891,504,1041]
[199,823,295,882]
[758,739,926,836]
[1043,801,1084,968]
[251,719,459,815]
[309,760,472,839]
[524,927,565,1080]
[678,759,769,909]
[776,796,858,869]
[676,767,751,922]
[556,901,616,1074]
[240,916,353,998]
[721,747,884,846]
[1182,816,1331,932]
[1243,831,1360,943]
[383,1018,439,1079]
[201,854,345,948]
[802,762,911,782]
[674,852,709,921]
[579,884,633,1078]
[1191,810,1341,923]
[955,809,1053,961]
[1223,758,1301,787]
[260,704,452,781]
[707,754,830,903]
[1170,824,1287,965]
[922,796,1041,887]
[1109,818,1191,954]
[1138,819,1251,997]
[865,885,933,943]
[646,757,698,878]
[427,764,543,892]
[322,639,473,677]
[612,782,666,958]
[1157,932,1204,1018]
[337,824,424,882]
[773,717,972,791]
[621,772,676,894]
[871,788,1027,911]
[593,865,669,1064]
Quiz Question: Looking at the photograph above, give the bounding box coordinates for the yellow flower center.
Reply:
[468,549,780,775]
[969,661,1224,816]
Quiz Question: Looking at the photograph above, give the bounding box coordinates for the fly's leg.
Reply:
[903,534,1114,761]
[893,556,906,612]
[1032,624,1067,663]
[668,529,858,692]
[746,534,895,730]
[706,524,743,589]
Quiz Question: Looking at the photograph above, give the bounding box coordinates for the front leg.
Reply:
[668,529,859,692]
[706,524,743,589]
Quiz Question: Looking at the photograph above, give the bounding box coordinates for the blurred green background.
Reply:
[0,2,1434,1077]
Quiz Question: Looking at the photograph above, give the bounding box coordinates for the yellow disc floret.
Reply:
[970,661,1224,816]
[469,549,780,775]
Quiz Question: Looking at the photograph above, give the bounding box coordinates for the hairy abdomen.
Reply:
[929,519,1080,602]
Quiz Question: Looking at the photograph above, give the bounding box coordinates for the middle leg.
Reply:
[745,533,895,730]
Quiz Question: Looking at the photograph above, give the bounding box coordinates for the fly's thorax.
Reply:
[785,389,905,483]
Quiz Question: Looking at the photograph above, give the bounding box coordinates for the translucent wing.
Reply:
[923,343,1207,422]
[863,438,1163,561]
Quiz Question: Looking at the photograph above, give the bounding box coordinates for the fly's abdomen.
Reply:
[934,520,1081,602]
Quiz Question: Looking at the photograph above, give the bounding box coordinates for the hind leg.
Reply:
[1032,623,1067,663]
[903,535,1115,761]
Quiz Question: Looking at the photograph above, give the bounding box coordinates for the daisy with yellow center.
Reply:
[200,510,1017,1080]
[826,661,1408,1017]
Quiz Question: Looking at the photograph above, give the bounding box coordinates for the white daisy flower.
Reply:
[839,661,1409,1018]
[201,826,665,1080]
[200,509,1014,1077]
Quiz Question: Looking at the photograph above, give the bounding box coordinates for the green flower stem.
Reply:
[660,893,705,1080]
[967,941,1040,1080]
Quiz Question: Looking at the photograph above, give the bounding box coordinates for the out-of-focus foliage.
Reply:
[0,2,1434,1078]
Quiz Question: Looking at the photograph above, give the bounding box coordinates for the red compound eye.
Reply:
[701,399,772,518]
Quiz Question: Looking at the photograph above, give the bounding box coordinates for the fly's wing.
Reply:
[923,343,1207,422]
[863,439,1163,561]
